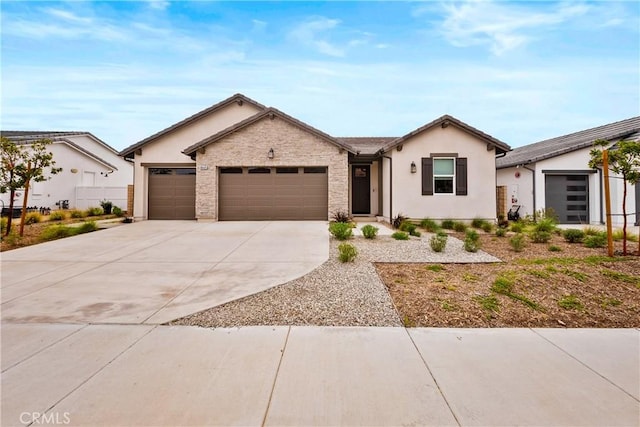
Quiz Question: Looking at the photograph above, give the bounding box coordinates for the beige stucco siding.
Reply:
[195,116,348,220]
[389,125,498,221]
[131,102,261,219]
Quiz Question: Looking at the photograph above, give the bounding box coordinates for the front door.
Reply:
[352,165,370,214]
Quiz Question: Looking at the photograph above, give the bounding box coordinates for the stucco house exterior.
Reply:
[120,94,510,222]
[1,131,133,212]
[496,117,640,226]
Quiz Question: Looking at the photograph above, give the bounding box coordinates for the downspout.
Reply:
[523,164,535,220]
[380,151,392,222]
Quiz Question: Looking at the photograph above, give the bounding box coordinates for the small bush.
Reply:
[331,210,352,223]
[399,221,416,234]
[481,222,493,233]
[430,233,448,252]
[471,218,484,229]
[391,231,409,240]
[329,222,353,240]
[584,234,606,248]
[86,206,103,216]
[420,218,440,232]
[441,219,455,229]
[495,227,507,237]
[391,213,409,229]
[41,224,74,241]
[112,206,124,217]
[453,221,467,233]
[534,218,557,233]
[510,222,524,233]
[464,229,480,252]
[49,210,66,221]
[1,217,7,234]
[69,209,86,218]
[361,224,378,239]
[338,243,358,262]
[583,226,602,236]
[510,233,526,252]
[24,212,42,225]
[548,245,562,252]
[411,229,421,237]
[77,221,98,233]
[530,230,552,243]
[563,229,585,243]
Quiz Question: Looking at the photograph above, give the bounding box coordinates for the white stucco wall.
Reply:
[130,102,262,220]
[386,125,499,221]
[496,166,535,219]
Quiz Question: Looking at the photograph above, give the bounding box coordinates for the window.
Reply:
[276,167,299,174]
[248,167,271,174]
[220,167,243,174]
[433,158,454,194]
[304,167,327,174]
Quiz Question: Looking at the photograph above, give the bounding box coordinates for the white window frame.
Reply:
[433,157,455,195]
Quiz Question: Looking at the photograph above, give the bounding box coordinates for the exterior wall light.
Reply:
[268,148,275,159]
[410,161,417,173]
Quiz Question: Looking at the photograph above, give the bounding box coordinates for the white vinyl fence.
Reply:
[75,186,128,210]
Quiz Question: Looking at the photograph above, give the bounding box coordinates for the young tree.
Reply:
[589,139,640,255]
[1,137,27,236]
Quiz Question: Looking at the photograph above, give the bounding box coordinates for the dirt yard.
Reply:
[376,232,640,328]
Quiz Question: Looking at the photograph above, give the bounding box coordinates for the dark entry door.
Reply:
[545,174,589,223]
[352,165,370,214]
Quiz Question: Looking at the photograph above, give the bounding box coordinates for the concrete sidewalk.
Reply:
[2,324,638,426]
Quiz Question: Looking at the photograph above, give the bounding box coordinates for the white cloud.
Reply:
[44,8,93,24]
[289,17,346,57]
[147,1,170,11]
[252,19,267,32]
[436,1,591,55]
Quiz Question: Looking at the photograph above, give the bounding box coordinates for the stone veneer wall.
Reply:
[195,116,349,220]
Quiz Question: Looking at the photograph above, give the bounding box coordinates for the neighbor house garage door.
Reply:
[545,174,589,223]
[219,167,328,220]
[148,168,196,220]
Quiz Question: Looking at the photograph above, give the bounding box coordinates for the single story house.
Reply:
[1,131,133,212]
[120,94,511,222]
[496,116,640,226]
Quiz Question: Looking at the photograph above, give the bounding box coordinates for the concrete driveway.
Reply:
[1,221,328,324]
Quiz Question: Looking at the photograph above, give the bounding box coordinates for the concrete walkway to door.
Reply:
[1,221,328,324]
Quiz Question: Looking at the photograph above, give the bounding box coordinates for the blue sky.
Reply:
[2,1,639,151]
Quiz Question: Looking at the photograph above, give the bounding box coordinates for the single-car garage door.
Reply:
[148,168,196,220]
[219,166,328,220]
[545,174,589,223]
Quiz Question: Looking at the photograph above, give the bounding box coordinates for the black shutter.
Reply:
[456,157,468,195]
[422,158,433,195]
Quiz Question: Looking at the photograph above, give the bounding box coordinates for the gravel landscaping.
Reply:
[170,231,500,327]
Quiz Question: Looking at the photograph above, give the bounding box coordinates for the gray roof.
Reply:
[119,93,266,157]
[336,137,397,155]
[1,130,120,170]
[496,116,640,169]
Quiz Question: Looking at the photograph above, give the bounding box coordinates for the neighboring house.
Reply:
[120,94,510,222]
[496,117,640,226]
[1,131,133,211]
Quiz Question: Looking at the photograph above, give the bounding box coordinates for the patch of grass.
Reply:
[548,245,562,252]
[25,212,43,224]
[441,219,455,230]
[491,273,541,311]
[402,315,415,328]
[601,269,640,286]
[361,224,378,239]
[462,272,479,282]
[453,221,467,233]
[584,234,607,248]
[440,299,458,311]
[0,217,7,235]
[562,269,589,282]
[509,233,526,252]
[611,229,639,242]
[600,297,622,308]
[430,233,448,252]
[420,218,440,232]
[481,222,493,233]
[534,218,557,233]
[338,243,358,262]
[474,294,500,313]
[329,222,353,240]
[69,209,86,218]
[391,231,409,240]
[563,229,585,243]
[495,227,507,237]
[49,210,66,221]
[464,229,480,252]
[426,264,444,272]
[526,269,552,279]
[86,206,103,216]
[558,294,583,310]
[399,221,417,234]
[510,222,525,233]
[40,221,98,242]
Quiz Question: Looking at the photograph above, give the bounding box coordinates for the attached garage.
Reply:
[544,173,590,224]
[148,168,196,220]
[218,166,328,220]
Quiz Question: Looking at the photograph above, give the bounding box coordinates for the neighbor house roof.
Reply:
[382,114,511,155]
[119,93,267,157]
[337,137,397,156]
[183,107,357,157]
[1,130,120,170]
[496,116,640,169]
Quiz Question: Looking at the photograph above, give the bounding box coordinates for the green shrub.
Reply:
[411,229,421,237]
[510,222,524,233]
[495,227,507,237]
[112,206,124,217]
[481,222,493,233]
[510,233,526,252]
[464,229,480,252]
[361,224,378,239]
[584,234,606,248]
[399,221,416,234]
[77,221,98,233]
[24,212,42,225]
[453,221,467,233]
[530,230,552,243]
[86,206,103,216]
[548,245,562,252]
[392,213,409,229]
[100,200,113,215]
[331,210,352,223]
[49,210,66,221]
[563,229,585,243]
[430,233,448,252]
[611,229,639,242]
[0,217,7,235]
[420,218,440,232]
[329,222,353,240]
[534,218,557,233]
[69,209,85,218]
[338,243,358,262]
[41,224,74,241]
[583,226,602,236]
[471,218,484,229]
[441,219,455,229]
[391,231,409,240]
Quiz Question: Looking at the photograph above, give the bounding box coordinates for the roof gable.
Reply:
[183,107,356,156]
[119,93,266,157]
[496,116,640,169]
[382,114,511,154]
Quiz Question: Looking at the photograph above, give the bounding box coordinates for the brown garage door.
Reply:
[219,167,328,220]
[148,168,196,220]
